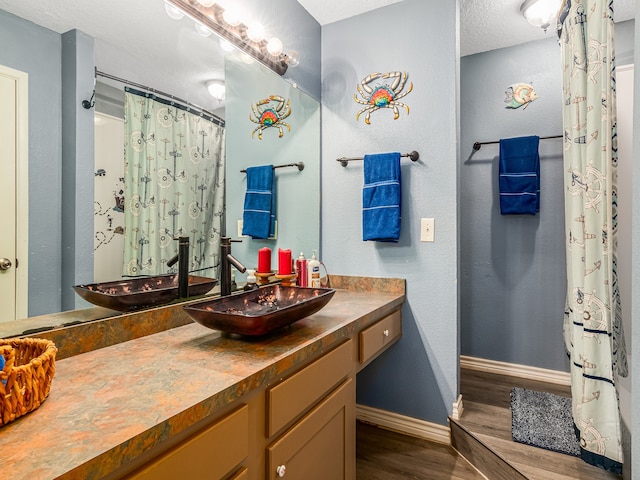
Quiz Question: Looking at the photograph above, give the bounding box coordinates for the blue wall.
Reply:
[61,30,95,311]
[459,38,567,371]
[0,10,63,316]
[459,20,635,372]
[321,0,459,424]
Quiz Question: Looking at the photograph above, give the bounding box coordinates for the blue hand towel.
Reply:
[362,152,402,242]
[499,136,540,215]
[242,165,275,239]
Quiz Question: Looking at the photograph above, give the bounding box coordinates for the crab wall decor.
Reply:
[249,95,292,139]
[354,71,413,124]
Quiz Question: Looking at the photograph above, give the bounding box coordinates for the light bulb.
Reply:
[219,38,235,52]
[196,0,216,6]
[246,22,265,42]
[266,37,284,56]
[194,22,213,37]
[222,6,241,26]
[285,50,300,68]
[164,1,184,20]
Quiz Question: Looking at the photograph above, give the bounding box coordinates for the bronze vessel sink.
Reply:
[183,285,336,336]
[73,275,218,311]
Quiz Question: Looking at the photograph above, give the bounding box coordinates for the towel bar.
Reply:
[240,162,304,173]
[473,135,562,151]
[337,151,419,167]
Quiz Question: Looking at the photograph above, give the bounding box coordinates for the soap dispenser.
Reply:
[308,250,321,288]
[243,269,259,291]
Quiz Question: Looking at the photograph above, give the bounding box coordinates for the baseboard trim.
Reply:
[451,394,464,421]
[460,355,570,386]
[356,404,450,445]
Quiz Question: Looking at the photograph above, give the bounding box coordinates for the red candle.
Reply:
[278,248,292,275]
[257,247,272,273]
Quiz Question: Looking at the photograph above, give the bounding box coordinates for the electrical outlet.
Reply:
[421,218,435,242]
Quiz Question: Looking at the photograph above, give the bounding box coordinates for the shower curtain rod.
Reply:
[472,135,563,151]
[94,68,225,127]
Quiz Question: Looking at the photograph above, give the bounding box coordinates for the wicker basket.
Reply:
[0,338,57,426]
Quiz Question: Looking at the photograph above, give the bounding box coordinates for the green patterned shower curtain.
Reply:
[559,0,627,474]
[123,88,225,277]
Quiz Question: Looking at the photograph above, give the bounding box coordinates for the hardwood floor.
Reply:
[356,421,485,480]
[453,368,622,480]
[356,368,623,479]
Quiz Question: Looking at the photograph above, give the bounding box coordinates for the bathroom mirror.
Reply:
[0,0,321,335]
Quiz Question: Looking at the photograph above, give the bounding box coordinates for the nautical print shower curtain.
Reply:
[559,0,627,473]
[123,88,225,277]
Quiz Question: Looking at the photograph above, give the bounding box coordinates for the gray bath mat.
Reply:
[511,387,580,457]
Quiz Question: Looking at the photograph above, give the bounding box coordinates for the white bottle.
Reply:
[307,250,321,288]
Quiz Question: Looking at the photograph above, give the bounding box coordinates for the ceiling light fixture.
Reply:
[206,80,225,102]
[520,0,562,33]
[165,0,290,75]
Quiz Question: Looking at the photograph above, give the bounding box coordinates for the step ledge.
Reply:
[460,355,570,386]
[356,404,450,445]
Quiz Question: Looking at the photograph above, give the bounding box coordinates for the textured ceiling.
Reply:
[1,0,634,106]
[297,0,635,56]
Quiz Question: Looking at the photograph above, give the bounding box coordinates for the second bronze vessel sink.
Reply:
[73,275,218,311]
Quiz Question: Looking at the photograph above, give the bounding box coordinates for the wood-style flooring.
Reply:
[356,368,623,479]
[356,421,484,480]
[453,367,622,480]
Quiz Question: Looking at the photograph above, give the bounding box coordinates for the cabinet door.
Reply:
[267,378,355,480]
[127,405,248,480]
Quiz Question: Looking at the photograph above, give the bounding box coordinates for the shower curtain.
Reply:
[122,88,225,277]
[559,0,627,473]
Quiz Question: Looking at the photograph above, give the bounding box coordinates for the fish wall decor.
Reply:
[504,83,539,109]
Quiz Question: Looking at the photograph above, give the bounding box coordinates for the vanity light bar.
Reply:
[165,0,289,76]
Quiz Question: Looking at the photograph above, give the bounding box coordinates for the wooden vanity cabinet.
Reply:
[265,340,356,479]
[120,307,401,480]
[266,378,355,480]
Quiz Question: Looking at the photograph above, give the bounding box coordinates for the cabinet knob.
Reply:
[383,329,389,337]
[276,465,287,477]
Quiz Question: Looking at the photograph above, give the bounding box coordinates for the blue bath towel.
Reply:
[499,136,540,215]
[242,165,275,239]
[363,152,401,242]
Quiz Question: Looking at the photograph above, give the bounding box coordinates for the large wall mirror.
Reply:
[0,0,320,336]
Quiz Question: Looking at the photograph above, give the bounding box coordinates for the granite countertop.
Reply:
[0,280,404,480]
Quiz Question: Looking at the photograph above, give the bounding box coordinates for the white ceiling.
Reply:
[1,0,634,106]
[297,0,635,56]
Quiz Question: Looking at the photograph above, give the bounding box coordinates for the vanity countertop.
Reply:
[0,278,404,480]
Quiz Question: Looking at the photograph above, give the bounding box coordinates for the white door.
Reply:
[0,65,28,321]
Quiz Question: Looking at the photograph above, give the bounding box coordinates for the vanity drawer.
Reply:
[359,309,402,364]
[127,404,248,480]
[267,339,353,437]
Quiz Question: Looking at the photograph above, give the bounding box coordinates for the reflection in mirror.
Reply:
[225,56,321,280]
[0,1,321,337]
